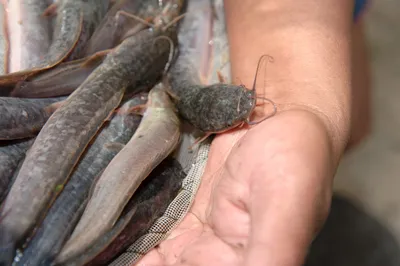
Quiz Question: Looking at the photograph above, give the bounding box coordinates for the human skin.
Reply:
[138,0,369,265]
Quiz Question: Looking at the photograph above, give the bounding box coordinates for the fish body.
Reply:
[56,84,181,264]
[0,0,107,86]
[18,94,147,266]
[66,0,109,60]
[169,0,256,133]
[0,138,34,204]
[0,96,66,140]
[11,53,107,98]
[0,0,81,86]
[0,26,175,264]
[6,0,52,72]
[83,0,159,57]
[63,158,185,266]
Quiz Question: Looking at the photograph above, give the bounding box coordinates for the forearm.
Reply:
[224,0,354,158]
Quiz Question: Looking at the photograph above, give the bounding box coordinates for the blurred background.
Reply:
[334,0,400,241]
[303,2,400,264]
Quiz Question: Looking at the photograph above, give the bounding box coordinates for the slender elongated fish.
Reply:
[83,0,159,57]
[6,0,51,72]
[0,22,176,265]
[0,138,34,204]
[168,0,276,138]
[61,157,185,266]
[0,97,66,140]
[65,0,109,60]
[17,94,147,266]
[56,83,181,264]
[0,0,107,86]
[11,52,108,98]
[12,47,162,99]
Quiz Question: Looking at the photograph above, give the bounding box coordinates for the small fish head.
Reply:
[232,85,256,124]
[207,84,256,133]
[148,84,175,109]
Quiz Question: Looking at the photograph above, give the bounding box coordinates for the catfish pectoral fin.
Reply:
[11,66,93,98]
[104,142,125,152]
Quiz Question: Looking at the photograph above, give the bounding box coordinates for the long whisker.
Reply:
[152,36,175,74]
[246,96,277,125]
[251,54,274,92]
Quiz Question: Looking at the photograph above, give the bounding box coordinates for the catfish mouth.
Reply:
[246,94,258,124]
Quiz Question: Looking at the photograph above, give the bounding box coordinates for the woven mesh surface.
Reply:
[109,140,210,266]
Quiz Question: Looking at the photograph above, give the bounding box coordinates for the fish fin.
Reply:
[80,49,112,68]
[115,10,155,28]
[217,71,227,83]
[44,100,65,114]
[42,2,58,17]
[189,133,213,151]
[105,111,116,122]
[104,142,125,153]
[115,104,146,116]
[86,170,105,204]
[129,104,147,115]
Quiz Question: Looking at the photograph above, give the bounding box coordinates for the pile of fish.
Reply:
[0,0,272,265]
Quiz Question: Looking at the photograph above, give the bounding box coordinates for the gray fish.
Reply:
[0,23,175,265]
[6,0,52,72]
[83,0,159,57]
[11,51,108,98]
[168,0,276,136]
[0,0,108,86]
[65,0,109,61]
[0,138,34,204]
[0,97,66,140]
[62,157,185,266]
[56,83,181,264]
[17,94,147,266]
[0,0,81,86]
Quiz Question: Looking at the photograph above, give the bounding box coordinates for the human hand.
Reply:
[137,109,338,266]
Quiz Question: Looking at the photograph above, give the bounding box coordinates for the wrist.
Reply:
[224,1,353,159]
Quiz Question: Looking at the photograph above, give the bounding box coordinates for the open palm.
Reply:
[137,109,337,266]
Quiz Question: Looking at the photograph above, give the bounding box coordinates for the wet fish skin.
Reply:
[0,0,82,86]
[66,0,109,61]
[0,96,67,140]
[84,158,185,266]
[83,0,159,57]
[17,94,147,266]
[11,53,107,98]
[56,83,181,264]
[7,0,52,72]
[0,138,34,204]
[0,27,175,265]
[61,157,185,266]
